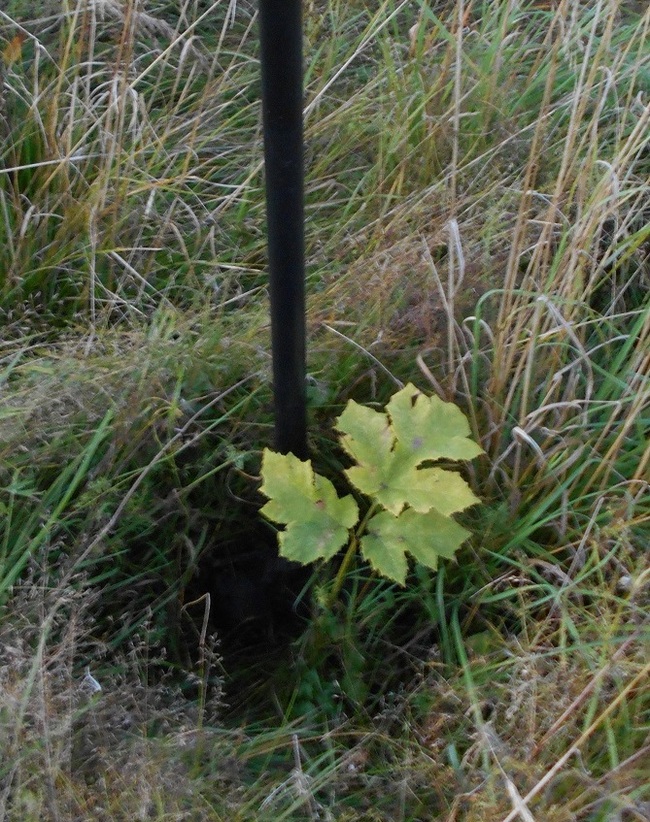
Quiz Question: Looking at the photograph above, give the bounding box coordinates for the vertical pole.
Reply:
[259,0,307,459]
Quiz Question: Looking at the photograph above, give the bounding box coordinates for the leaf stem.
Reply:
[328,535,357,608]
[328,501,379,607]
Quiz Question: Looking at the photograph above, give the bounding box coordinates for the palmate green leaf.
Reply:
[360,508,471,586]
[410,467,481,516]
[259,449,359,565]
[344,442,416,514]
[336,401,394,498]
[387,383,485,463]
[336,386,483,516]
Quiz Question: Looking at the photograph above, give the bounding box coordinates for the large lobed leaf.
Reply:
[336,383,483,516]
[387,384,484,463]
[259,449,359,564]
[360,508,472,586]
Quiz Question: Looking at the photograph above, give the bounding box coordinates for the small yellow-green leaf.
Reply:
[359,510,410,585]
[415,468,481,516]
[335,401,393,497]
[260,449,315,523]
[387,383,484,463]
[278,512,351,564]
[360,507,471,585]
[336,387,483,518]
[260,448,359,565]
[348,443,420,515]
[343,443,406,514]
[336,401,393,465]
[402,508,471,566]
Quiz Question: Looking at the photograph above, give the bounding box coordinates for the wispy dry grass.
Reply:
[0,563,226,822]
[0,0,266,325]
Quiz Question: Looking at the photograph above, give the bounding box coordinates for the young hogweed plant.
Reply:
[260,384,484,600]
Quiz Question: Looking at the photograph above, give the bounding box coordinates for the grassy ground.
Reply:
[0,0,648,819]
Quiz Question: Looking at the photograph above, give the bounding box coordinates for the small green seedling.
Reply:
[260,383,484,597]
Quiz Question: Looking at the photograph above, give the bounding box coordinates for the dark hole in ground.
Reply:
[183,524,311,714]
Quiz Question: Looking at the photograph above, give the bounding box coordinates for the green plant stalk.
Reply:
[327,500,380,608]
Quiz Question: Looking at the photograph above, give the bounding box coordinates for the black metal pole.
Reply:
[259,0,307,460]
